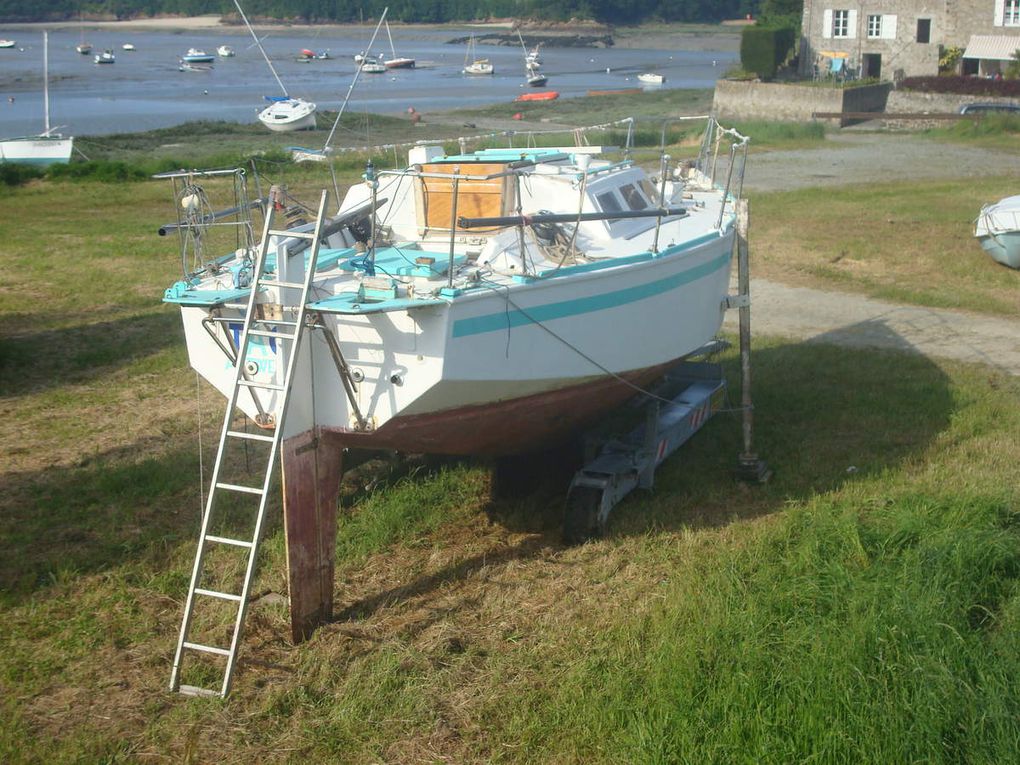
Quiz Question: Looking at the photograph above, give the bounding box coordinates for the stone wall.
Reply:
[713,79,891,124]
[887,89,1020,113]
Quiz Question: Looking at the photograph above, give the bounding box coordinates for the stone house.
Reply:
[799,1,1020,79]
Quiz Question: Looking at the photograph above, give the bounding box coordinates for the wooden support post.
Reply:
[281,430,344,643]
[734,199,771,484]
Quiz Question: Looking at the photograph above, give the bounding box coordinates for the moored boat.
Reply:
[0,39,16,49]
[462,35,493,75]
[638,72,665,85]
[217,44,236,57]
[230,0,317,133]
[975,194,1020,269]
[382,20,414,68]
[182,48,215,63]
[122,42,136,51]
[94,49,115,64]
[259,96,317,131]
[1,32,73,165]
[515,90,559,102]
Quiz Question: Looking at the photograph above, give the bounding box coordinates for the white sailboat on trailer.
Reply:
[232,0,317,132]
[0,31,73,165]
[162,116,750,695]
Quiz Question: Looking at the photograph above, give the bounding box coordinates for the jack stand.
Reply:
[736,453,772,484]
[733,199,771,484]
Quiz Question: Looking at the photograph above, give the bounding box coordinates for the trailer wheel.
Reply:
[563,486,602,545]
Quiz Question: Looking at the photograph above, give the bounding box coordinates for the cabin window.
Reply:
[596,191,623,213]
[619,184,649,211]
[638,179,658,202]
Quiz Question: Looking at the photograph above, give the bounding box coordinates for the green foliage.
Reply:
[740,24,795,80]
[939,45,964,74]
[1007,49,1020,80]
[46,160,148,182]
[0,163,45,187]
[758,0,802,28]
[0,0,765,24]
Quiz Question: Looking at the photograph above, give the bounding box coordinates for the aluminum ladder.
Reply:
[170,190,330,697]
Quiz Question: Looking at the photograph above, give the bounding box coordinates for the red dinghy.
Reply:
[514,91,560,102]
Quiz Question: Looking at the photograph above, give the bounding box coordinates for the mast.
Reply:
[386,20,397,60]
[232,0,288,97]
[323,7,388,152]
[43,30,50,135]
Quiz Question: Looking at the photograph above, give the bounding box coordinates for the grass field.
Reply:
[2,118,1019,762]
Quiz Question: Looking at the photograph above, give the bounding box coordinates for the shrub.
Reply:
[899,76,1020,97]
[740,25,796,81]
[0,163,45,187]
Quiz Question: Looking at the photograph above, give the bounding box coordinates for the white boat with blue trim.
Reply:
[975,194,1020,269]
[161,118,748,459]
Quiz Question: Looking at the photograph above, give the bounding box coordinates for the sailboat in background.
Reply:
[518,30,547,87]
[75,11,91,55]
[383,20,414,68]
[462,35,494,75]
[232,0,317,132]
[0,31,74,165]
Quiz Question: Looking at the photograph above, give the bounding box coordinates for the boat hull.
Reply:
[0,136,73,164]
[258,100,317,132]
[978,233,1020,269]
[515,91,558,102]
[320,359,677,456]
[975,195,1020,269]
[177,226,734,454]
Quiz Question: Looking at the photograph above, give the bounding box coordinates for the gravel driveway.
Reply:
[743,131,1020,193]
[724,132,1020,376]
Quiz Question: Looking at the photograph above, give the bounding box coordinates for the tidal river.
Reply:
[0,24,738,137]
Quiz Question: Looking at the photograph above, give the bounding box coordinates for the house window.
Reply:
[916,18,931,43]
[833,9,850,37]
[867,14,883,38]
[1006,1,1020,26]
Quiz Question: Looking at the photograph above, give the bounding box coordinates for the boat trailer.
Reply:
[564,356,727,544]
[563,197,770,544]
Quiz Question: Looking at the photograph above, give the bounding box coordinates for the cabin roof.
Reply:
[429,148,572,165]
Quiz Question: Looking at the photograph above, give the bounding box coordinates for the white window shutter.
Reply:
[823,9,833,38]
[995,1,1004,26]
[883,15,897,39]
[847,9,858,39]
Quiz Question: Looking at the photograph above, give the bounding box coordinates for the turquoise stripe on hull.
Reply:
[452,250,730,338]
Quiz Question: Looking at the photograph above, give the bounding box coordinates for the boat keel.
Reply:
[281,429,345,642]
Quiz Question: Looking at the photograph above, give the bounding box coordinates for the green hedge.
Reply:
[740,25,796,81]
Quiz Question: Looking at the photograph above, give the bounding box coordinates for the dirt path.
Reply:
[725,133,1020,375]
[723,279,1020,375]
[743,131,1020,193]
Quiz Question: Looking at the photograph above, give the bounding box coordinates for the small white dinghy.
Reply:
[975,194,1020,269]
